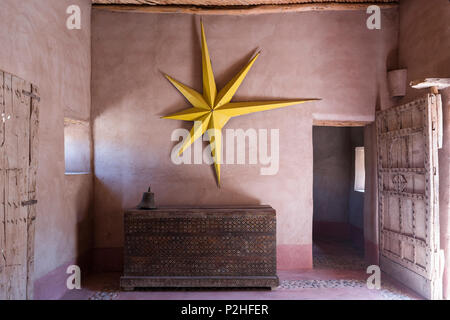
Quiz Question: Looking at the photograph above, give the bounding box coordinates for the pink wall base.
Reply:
[34,263,70,300]
[277,244,313,270]
[34,251,91,300]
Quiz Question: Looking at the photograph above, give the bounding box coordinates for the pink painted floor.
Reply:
[61,241,422,300]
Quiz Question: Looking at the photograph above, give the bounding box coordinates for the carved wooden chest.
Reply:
[120,206,279,290]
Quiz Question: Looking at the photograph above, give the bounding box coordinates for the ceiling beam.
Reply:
[93,2,398,15]
[313,120,371,127]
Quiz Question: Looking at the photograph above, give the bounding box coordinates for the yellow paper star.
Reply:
[163,22,319,186]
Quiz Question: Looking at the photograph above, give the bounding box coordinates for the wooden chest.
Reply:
[120,206,279,290]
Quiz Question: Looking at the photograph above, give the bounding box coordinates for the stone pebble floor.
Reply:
[87,243,413,300]
[277,279,413,300]
[88,280,412,300]
[89,289,119,300]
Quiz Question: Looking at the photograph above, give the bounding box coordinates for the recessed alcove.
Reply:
[64,118,92,175]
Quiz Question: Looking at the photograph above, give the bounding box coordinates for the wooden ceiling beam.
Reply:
[92,0,397,5]
[313,119,371,127]
[93,2,397,15]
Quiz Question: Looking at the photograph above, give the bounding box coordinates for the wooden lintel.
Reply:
[313,119,371,127]
[93,3,398,15]
[64,117,90,126]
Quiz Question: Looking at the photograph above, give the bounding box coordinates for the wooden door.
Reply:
[376,94,443,299]
[0,71,39,300]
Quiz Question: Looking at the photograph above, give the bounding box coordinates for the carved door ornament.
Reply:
[392,174,407,192]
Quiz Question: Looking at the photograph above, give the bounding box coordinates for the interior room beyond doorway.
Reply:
[313,126,366,269]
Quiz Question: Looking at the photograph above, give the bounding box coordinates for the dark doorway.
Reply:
[312,126,365,269]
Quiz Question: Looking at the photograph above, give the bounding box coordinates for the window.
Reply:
[354,147,365,192]
[64,118,91,174]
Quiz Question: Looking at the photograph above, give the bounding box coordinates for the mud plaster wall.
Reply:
[91,8,398,269]
[397,0,450,299]
[0,0,92,288]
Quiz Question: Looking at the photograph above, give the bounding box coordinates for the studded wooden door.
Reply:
[376,94,443,300]
[0,71,39,300]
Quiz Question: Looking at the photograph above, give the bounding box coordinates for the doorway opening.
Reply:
[312,126,366,269]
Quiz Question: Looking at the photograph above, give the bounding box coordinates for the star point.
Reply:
[163,22,319,186]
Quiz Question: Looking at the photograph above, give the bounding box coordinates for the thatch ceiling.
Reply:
[92,0,398,5]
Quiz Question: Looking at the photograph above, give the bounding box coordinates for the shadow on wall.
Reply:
[34,173,94,300]
[66,174,94,269]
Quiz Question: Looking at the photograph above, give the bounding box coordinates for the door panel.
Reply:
[376,94,443,299]
[0,71,38,300]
